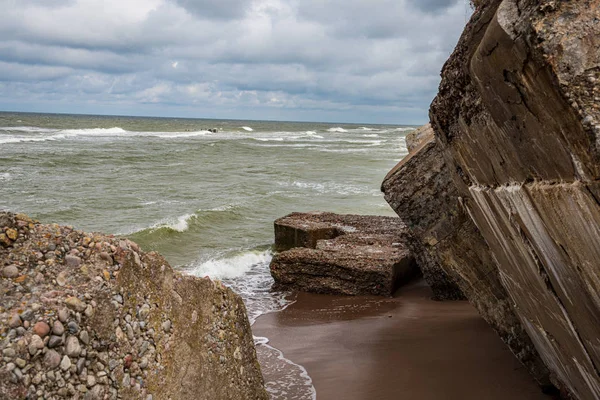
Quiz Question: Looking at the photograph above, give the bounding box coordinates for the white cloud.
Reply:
[0,0,470,123]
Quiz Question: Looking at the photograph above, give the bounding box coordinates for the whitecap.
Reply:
[327,127,347,133]
[190,250,272,280]
[359,127,374,131]
[154,131,210,138]
[0,172,11,181]
[0,126,57,133]
[255,137,284,142]
[59,127,128,136]
[241,126,254,132]
[362,133,379,137]
[148,214,193,233]
[394,127,417,132]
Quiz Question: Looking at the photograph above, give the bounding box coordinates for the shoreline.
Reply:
[252,279,555,400]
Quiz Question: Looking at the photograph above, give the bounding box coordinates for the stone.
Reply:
[138,304,150,320]
[48,335,63,348]
[56,271,68,287]
[0,211,268,400]
[67,321,79,334]
[5,228,18,241]
[65,297,86,312]
[30,335,44,349]
[65,336,82,357]
[33,321,50,338]
[2,348,16,358]
[59,355,71,371]
[8,313,21,328]
[79,330,89,345]
[404,124,433,153]
[44,350,61,369]
[2,265,19,278]
[58,309,69,323]
[386,1,600,398]
[53,320,65,335]
[64,255,82,268]
[20,309,34,321]
[270,212,416,296]
[161,320,171,333]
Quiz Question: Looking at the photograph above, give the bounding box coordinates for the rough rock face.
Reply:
[0,212,267,400]
[383,124,551,386]
[270,212,417,296]
[424,0,600,398]
[404,124,434,153]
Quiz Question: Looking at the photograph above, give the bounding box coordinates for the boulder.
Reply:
[0,211,267,400]
[270,212,417,296]
[405,0,600,398]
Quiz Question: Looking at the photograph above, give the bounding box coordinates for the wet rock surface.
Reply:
[270,212,417,296]
[0,212,267,400]
[387,0,600,398]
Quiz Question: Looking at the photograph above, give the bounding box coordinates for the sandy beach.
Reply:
[253,279,554,400]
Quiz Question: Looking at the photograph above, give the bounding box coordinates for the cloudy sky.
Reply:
[0,0,471,124]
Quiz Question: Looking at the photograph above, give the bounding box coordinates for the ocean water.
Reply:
[0,111,412,398]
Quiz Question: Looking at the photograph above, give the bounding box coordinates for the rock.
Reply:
[8,313,21,328]
[65,336,82,357]
[404,124,433,153]
[58,309,69,322]
[20,309,34,321]
[79,330,90,345]
[65,255,82,268]
[387,1,600,398]
[65,296,86,312]
[56,270,68,286]
[2,264,19,278]
[53,320,65,335]
[59,355,71,371]
[270,212,416,296]
[33,321,50,338]
[382,127,466,300]
[48,335,63,348]
[67,321,79,334]
[5,228,18,241]
[44,350,61,369]
[0,211,267,399]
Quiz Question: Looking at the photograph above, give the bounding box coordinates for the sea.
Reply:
[0,111,413,399]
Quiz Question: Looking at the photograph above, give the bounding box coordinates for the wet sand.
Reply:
[253,279,554,400]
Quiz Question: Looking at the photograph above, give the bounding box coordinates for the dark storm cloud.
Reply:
[0,0,471,123]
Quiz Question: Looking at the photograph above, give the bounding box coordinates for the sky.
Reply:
[0,0,471,124]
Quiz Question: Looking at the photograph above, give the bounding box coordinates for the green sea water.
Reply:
[0,111,413,398]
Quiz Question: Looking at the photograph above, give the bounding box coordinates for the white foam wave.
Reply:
[327,127,347,133]
[359,127,374,131]
[190,250,272,280]
[363,133,379,137]
[60,127,128,136]
[305,131,324,139]
[278,180,377,195]
[0,173,11,181]
[256,339,317,400]
[150,214,193,233]
[241,126,254,132]
[255,137,284,142]
[0,126,58,133]
[0,136,50,144]
[154,131,210,138]
[394,127,416,132]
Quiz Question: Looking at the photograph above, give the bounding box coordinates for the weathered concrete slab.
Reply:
[270,212,417,296]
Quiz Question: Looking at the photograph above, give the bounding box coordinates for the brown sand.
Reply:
[252,279,554,400]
